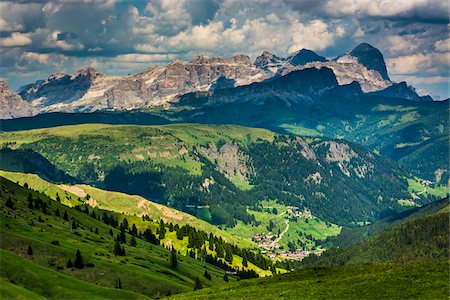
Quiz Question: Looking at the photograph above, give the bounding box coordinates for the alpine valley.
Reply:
[0,42,448,299]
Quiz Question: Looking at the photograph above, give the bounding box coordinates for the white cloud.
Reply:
[386,52,449,75]
[386,35,418,53]
[113,53,177,63]
[0,32,32,47]
[21,52,50,64]
[0,18,23,32]
[163,16,343,58]
[434,38,450,53]
[324,0,433,18]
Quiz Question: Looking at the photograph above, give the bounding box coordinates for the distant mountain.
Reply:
[286,48,327,66]
[254,51,284,72]
[15,55,269,114]
[369,81,433,101]
[1,43,433,118]
[348,42,390,80]
[0,80,36,119]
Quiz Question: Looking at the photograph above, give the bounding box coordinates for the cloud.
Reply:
[386,35,418,53]
[0,32,32,47]
[434,38,449,53]
[322,0,449,23]
[386,52,449,75]
[21,52,50,64]
[112,53,177,63]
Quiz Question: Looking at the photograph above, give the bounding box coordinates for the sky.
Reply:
[0,0,448,99]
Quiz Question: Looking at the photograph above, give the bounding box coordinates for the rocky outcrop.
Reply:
[0,80,36,119]
[286,49,327,66]
[349,43,390,80]
[5,43,430,118]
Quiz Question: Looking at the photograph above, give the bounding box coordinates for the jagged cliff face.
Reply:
[0,80,36,119]
[278,55,392,93]
[2,43,427,118]
[15,55,269,113]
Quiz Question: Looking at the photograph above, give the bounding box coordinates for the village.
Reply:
[250,207,324,260]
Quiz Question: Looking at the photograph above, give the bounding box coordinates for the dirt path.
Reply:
[270,219,290,249]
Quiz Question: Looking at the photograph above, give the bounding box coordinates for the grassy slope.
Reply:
[0,176,238,298]
[0,123,274,177]
[328,197,450,249]
[0,171,276,277]
[170,262,449,300]
[0,170,254,249]
[0,250,147,300]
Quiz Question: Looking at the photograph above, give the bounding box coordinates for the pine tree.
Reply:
[225,248,233,263]
[170,247,178,269]
[95,228,99,235]
[55,208,60,217]
[116,277,122,289]
[67,259,73,268]
[203,270,211,280]
[27,245,33,256]
[74,250,84,269]
[27,194,34,209]
[130,224,138,236]
[63,211,69,221]
[194,277,203,290]
[223,273,229,282]
[242,253,248,267]
[114,240,125,256]
[130,236,137,247]
[5,197,14,209]
[176,229,184,240]
[56,193,61,202]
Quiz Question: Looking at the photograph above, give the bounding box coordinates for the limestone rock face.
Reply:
[5,43,430,118]
[0,80,36,119]
[17,55,269,114]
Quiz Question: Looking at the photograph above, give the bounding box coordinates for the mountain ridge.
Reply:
[1,43,432,119]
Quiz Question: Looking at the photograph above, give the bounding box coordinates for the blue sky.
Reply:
[0,0,448,99]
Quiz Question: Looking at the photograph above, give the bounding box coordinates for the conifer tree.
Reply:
[67,259,73,268]
[115,277,122,289]
[194,277,203,290]
[130,236,137,247]
[27,194,34,209]
[5,196,14,209]
[171,247,178,269]
[27,245,33,256]
[74,250,84,269]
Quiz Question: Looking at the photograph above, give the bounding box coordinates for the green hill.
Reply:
[169,262,449,300]
[0,170,254,249]
[0,123,430,226]
[1,176,272,298]
[300,198,449,267]
[168,197,450,299]
[327,197,449,249]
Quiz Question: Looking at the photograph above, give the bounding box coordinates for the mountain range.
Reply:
[1,43,431,118]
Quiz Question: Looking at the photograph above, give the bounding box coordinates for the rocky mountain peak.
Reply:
[349,43,390,80]
[254,51,284,71]
[286,49,327,66]
[0,80,36,119]
[190,54,252,66]
[73,67,101,80]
